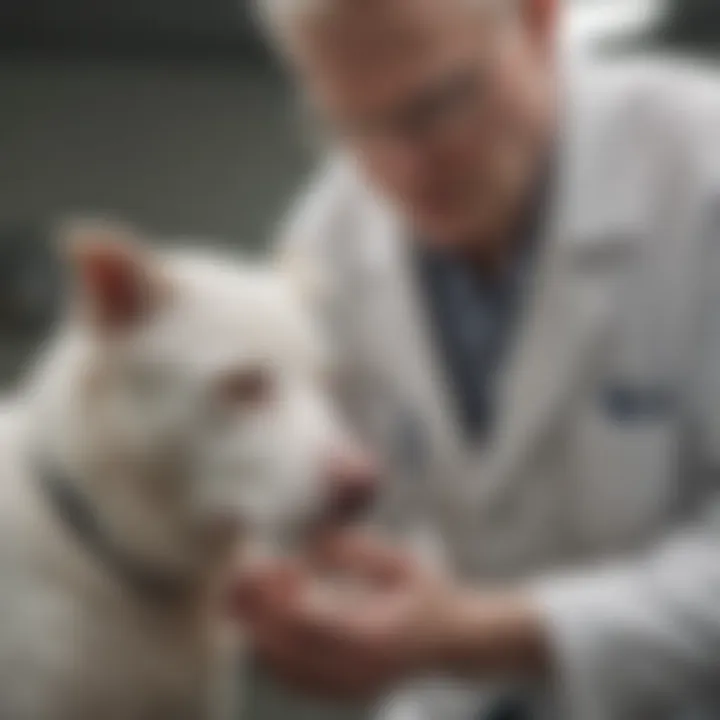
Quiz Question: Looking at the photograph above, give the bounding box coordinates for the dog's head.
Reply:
[28,222,376,578]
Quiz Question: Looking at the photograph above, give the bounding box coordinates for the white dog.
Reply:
[0,222,376,720]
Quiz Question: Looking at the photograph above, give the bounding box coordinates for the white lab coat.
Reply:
[272,58,720,720]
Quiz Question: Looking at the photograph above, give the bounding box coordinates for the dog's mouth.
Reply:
[318,488,376,529]
[308,474,378,540]
[266,479,377,552]
[314,449,380,534]
[209,453,380,551]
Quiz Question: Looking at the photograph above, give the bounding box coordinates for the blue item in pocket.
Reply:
[602,383,676,423]
[478,694,533,720]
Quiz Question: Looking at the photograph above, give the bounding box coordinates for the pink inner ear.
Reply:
[77,244,151,329]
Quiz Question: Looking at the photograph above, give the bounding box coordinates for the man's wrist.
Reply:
[433,588,551,680]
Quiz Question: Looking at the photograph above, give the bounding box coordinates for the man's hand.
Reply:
[231,532,549,700]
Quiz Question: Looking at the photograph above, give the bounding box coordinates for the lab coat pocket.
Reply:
[573,400,678,550]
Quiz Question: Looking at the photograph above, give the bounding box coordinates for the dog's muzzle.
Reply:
[317,448,379,528]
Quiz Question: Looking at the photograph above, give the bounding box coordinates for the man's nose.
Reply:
[322,447,379,525]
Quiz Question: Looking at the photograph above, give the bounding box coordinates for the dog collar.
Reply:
[38,461,192,604]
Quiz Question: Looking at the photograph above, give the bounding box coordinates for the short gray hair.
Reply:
[254,0,500,39]
[254,0,326,37]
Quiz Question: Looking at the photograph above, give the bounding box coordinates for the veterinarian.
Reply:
[236,0,720,718]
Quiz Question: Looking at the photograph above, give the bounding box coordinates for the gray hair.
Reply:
[253,0,324,37]
[254,0,504,40]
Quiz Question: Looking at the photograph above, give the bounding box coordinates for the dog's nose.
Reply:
[322,447,379,525]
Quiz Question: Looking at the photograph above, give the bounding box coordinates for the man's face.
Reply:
[285,0,557,249]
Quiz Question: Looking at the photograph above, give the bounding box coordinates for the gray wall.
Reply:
[0,56,310,248]
[0,0,261,51]
[0,0,250,37]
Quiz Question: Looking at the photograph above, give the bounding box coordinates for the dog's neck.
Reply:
[36,456,197,606]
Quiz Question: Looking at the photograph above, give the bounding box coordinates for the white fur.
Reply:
[0,241,347,719]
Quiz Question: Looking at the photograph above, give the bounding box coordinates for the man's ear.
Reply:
[59,219,167,331]
[524,0,559,48]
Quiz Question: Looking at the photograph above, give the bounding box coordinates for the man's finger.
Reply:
[256,645,381,701]
[250,578,363,653]
[252,622,355,695]
[311,531,412,585]
[231,558,305,618]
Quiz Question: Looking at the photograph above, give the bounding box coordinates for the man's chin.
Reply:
[417,217,498,254]
[412,196,518,254]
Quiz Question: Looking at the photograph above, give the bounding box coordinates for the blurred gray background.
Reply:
[0,1,718,717]
[0,1,309,247]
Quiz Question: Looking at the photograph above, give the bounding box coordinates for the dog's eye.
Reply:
[215,367,274,409]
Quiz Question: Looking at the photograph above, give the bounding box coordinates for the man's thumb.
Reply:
[314,532,412,585]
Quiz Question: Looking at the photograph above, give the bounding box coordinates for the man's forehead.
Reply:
[286,0,489,61]
[286,0,492,114]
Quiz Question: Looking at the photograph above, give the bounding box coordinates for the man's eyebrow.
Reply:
[334,66,479,135]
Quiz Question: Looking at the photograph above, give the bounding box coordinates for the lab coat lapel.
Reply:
[489,232,626,484]
[351,192,465,479]
[485,61,645,495]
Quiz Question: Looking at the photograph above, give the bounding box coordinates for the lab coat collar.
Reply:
[349,58,643,286]
[551,57,646,261]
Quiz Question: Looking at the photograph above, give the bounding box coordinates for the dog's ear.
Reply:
[59,219,168,331]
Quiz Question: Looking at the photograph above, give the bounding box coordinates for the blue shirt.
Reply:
[413,187,551,720]
[415,192,548,442]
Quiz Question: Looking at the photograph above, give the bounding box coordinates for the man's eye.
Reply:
[408,73,480,125]
[214,367,275,410]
